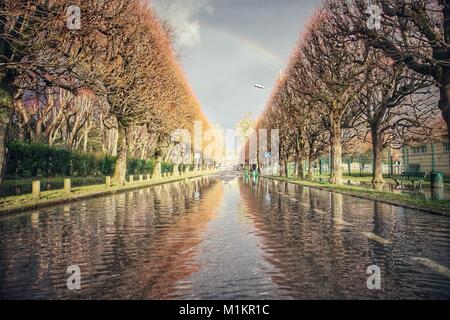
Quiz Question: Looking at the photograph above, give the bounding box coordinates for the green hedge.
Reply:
[5,142,165,179]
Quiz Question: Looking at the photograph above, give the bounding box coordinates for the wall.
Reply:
[405,141,450,176]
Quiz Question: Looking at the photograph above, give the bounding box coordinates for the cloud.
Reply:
[152,0,213,50]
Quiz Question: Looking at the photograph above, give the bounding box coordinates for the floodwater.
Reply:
[1,172,450,299]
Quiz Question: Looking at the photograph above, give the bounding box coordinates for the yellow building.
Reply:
[314,137,450,178]
[402,139,450,176]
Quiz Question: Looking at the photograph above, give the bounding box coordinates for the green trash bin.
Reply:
[431,172,444,189]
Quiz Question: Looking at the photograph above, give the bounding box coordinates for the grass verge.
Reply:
[0,171,214,216]
[262,175,450,216]
[315,174,450,188]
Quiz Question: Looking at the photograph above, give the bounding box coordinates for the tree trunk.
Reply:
[293,158,299,178]
[439,78,450,166]
[0,83,12,185]
[296,157,305,179]
[128,137,136,159]
[140,144,148,160]
[112,125,128,185]
[108,128,118,157]
[284,160,289,177]
[306,152,314,180]
[0,109,10,185]
[173,163,179,176]
[153,151,162,179]
[371,127,384,184]
[329,120,343,185]
[83,132,88,153]
[439,90,450,165]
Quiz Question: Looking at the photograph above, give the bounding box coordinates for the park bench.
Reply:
[394,164,427,189]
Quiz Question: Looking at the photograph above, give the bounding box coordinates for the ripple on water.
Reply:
[0,175,450,299]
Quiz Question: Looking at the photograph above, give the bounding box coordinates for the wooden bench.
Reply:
[394,171,428,189]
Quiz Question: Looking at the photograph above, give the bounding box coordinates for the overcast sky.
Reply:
[152,0,321,129]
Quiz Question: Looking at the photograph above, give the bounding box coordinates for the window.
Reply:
[444,143,450,153]
[411,145,427,154]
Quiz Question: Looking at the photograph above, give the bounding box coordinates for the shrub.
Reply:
[5,141,180,179]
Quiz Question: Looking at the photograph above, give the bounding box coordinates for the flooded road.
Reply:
[1,172,450,299]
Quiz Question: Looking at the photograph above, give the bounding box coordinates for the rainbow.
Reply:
[202,23,286,67]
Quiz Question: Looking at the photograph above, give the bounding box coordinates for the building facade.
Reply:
[313,139,450,178]
[402,140,450,176]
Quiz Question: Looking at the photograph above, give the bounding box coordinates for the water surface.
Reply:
[1,173,450,299]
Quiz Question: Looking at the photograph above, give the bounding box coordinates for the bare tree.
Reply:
[304,113,329,180]
[355,54,437,183]
[329,0,450,161]
[299,10,369,185]
[0,0,92,183]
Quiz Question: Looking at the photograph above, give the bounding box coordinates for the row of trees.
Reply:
[257,0,447,185]
[0,0,208,185]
